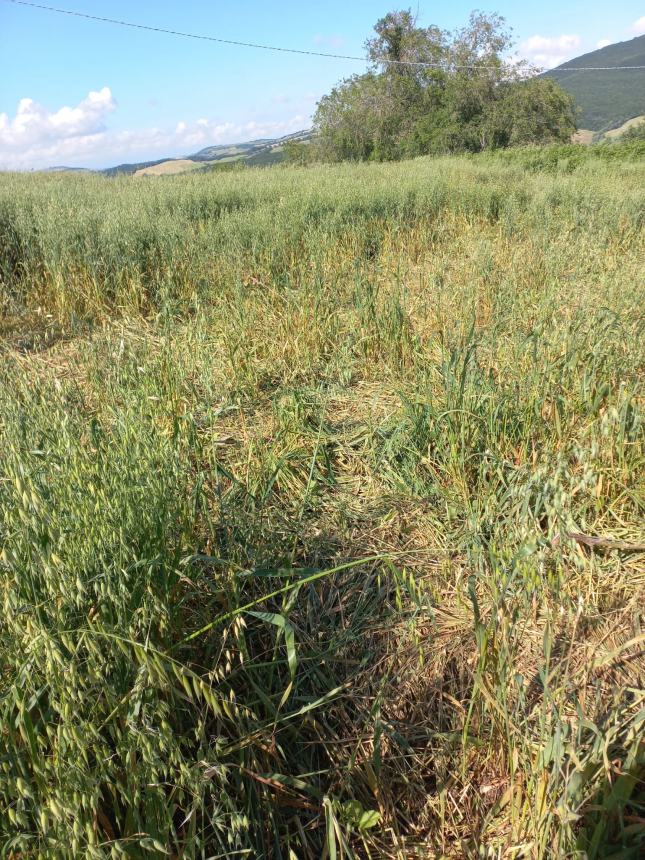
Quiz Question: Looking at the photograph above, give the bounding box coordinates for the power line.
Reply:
[4,0,645,72]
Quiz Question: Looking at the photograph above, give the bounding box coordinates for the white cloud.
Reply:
[596,38,612,49]
[520,34,581,69]
[0,87,115,155]
[631,16,645,35]
[0,88,309,170]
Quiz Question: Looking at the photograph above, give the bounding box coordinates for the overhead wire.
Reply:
[3,0,645,72]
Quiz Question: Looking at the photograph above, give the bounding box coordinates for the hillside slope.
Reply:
[189,129,311,165]
[545,35,645,132]
[134,159,205,177]
[101,130,312,176]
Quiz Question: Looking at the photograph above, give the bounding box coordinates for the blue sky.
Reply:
[1,0,644,169]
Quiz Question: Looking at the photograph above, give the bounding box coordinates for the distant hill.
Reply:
[43,166,92,173]
[102,130,312,177]
[545,35,645,132]
[102,157,177,177]
[189,140,274,163]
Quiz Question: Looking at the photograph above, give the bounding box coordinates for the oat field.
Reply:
[1,149,644,858]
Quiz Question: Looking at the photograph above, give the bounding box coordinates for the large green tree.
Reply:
[313,9,576,161]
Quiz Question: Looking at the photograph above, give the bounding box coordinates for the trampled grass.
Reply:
[0,150,644,858]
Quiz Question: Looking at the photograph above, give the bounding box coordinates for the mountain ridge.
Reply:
[544,34,645,132]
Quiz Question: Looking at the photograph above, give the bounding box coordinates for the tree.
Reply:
[491,78,576,148]
[440,12,516,151]
[315,73,389,162]
[313,9,576,161]
[315,9,448,161]
[283,140,316,165]
[366,9,447,75]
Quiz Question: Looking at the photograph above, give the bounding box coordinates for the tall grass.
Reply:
[1,151,644,858]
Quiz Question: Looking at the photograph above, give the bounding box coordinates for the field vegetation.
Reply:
[1,147,644,858]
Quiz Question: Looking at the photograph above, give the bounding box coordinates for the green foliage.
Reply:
[1,151,644,858]
[488,78,580,148]
[314,9,575,161]
[282,139,316,165]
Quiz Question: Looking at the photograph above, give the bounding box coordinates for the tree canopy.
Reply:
[312,9,576,161]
